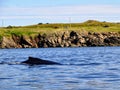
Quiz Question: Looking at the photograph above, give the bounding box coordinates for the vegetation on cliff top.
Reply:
[0,20,120,37]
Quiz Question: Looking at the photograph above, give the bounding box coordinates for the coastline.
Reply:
[0,31,120,48]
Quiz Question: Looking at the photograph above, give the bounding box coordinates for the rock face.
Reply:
[1,37,18,48]
[0,31,120,48]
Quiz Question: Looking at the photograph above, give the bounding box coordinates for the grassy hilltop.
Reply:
[0,20,120,38]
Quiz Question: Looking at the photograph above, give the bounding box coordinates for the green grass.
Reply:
[0,35,2,42]
[0,20,120,37]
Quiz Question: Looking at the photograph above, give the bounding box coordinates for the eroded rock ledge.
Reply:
[0,31,120,48]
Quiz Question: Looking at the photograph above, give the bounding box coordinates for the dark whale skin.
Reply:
[21,57,61,65]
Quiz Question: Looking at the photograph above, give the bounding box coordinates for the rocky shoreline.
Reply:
[0,31,120,48]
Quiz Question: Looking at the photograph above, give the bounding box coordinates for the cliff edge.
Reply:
[0,31,120,48]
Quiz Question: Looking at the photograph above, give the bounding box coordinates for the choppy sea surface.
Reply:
[0,47,120,90]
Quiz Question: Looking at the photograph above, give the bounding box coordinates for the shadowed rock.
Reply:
[21,57,61,65]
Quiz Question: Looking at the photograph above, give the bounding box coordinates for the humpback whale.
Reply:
[21,57,61,65]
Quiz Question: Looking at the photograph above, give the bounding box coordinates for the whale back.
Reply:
[22,57,61,65]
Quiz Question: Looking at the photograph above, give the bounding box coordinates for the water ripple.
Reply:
[0,47,120,90]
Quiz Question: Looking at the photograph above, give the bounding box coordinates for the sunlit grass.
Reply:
[0,20,120,38]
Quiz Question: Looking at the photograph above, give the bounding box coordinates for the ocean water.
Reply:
[0,47,120,90]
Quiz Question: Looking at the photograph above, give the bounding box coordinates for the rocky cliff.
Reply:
[0,31,120,48]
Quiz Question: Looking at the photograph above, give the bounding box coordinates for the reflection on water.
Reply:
[0,47,120,90]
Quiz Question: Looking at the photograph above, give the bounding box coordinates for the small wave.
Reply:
[0,77,13,80]
[0,61,21,65]
[67,62,102,66]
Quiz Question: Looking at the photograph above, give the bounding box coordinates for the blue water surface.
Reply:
[0,47,120,90]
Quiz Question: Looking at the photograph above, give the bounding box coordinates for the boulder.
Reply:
[1,37,18,48]
[104,36,120,46]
